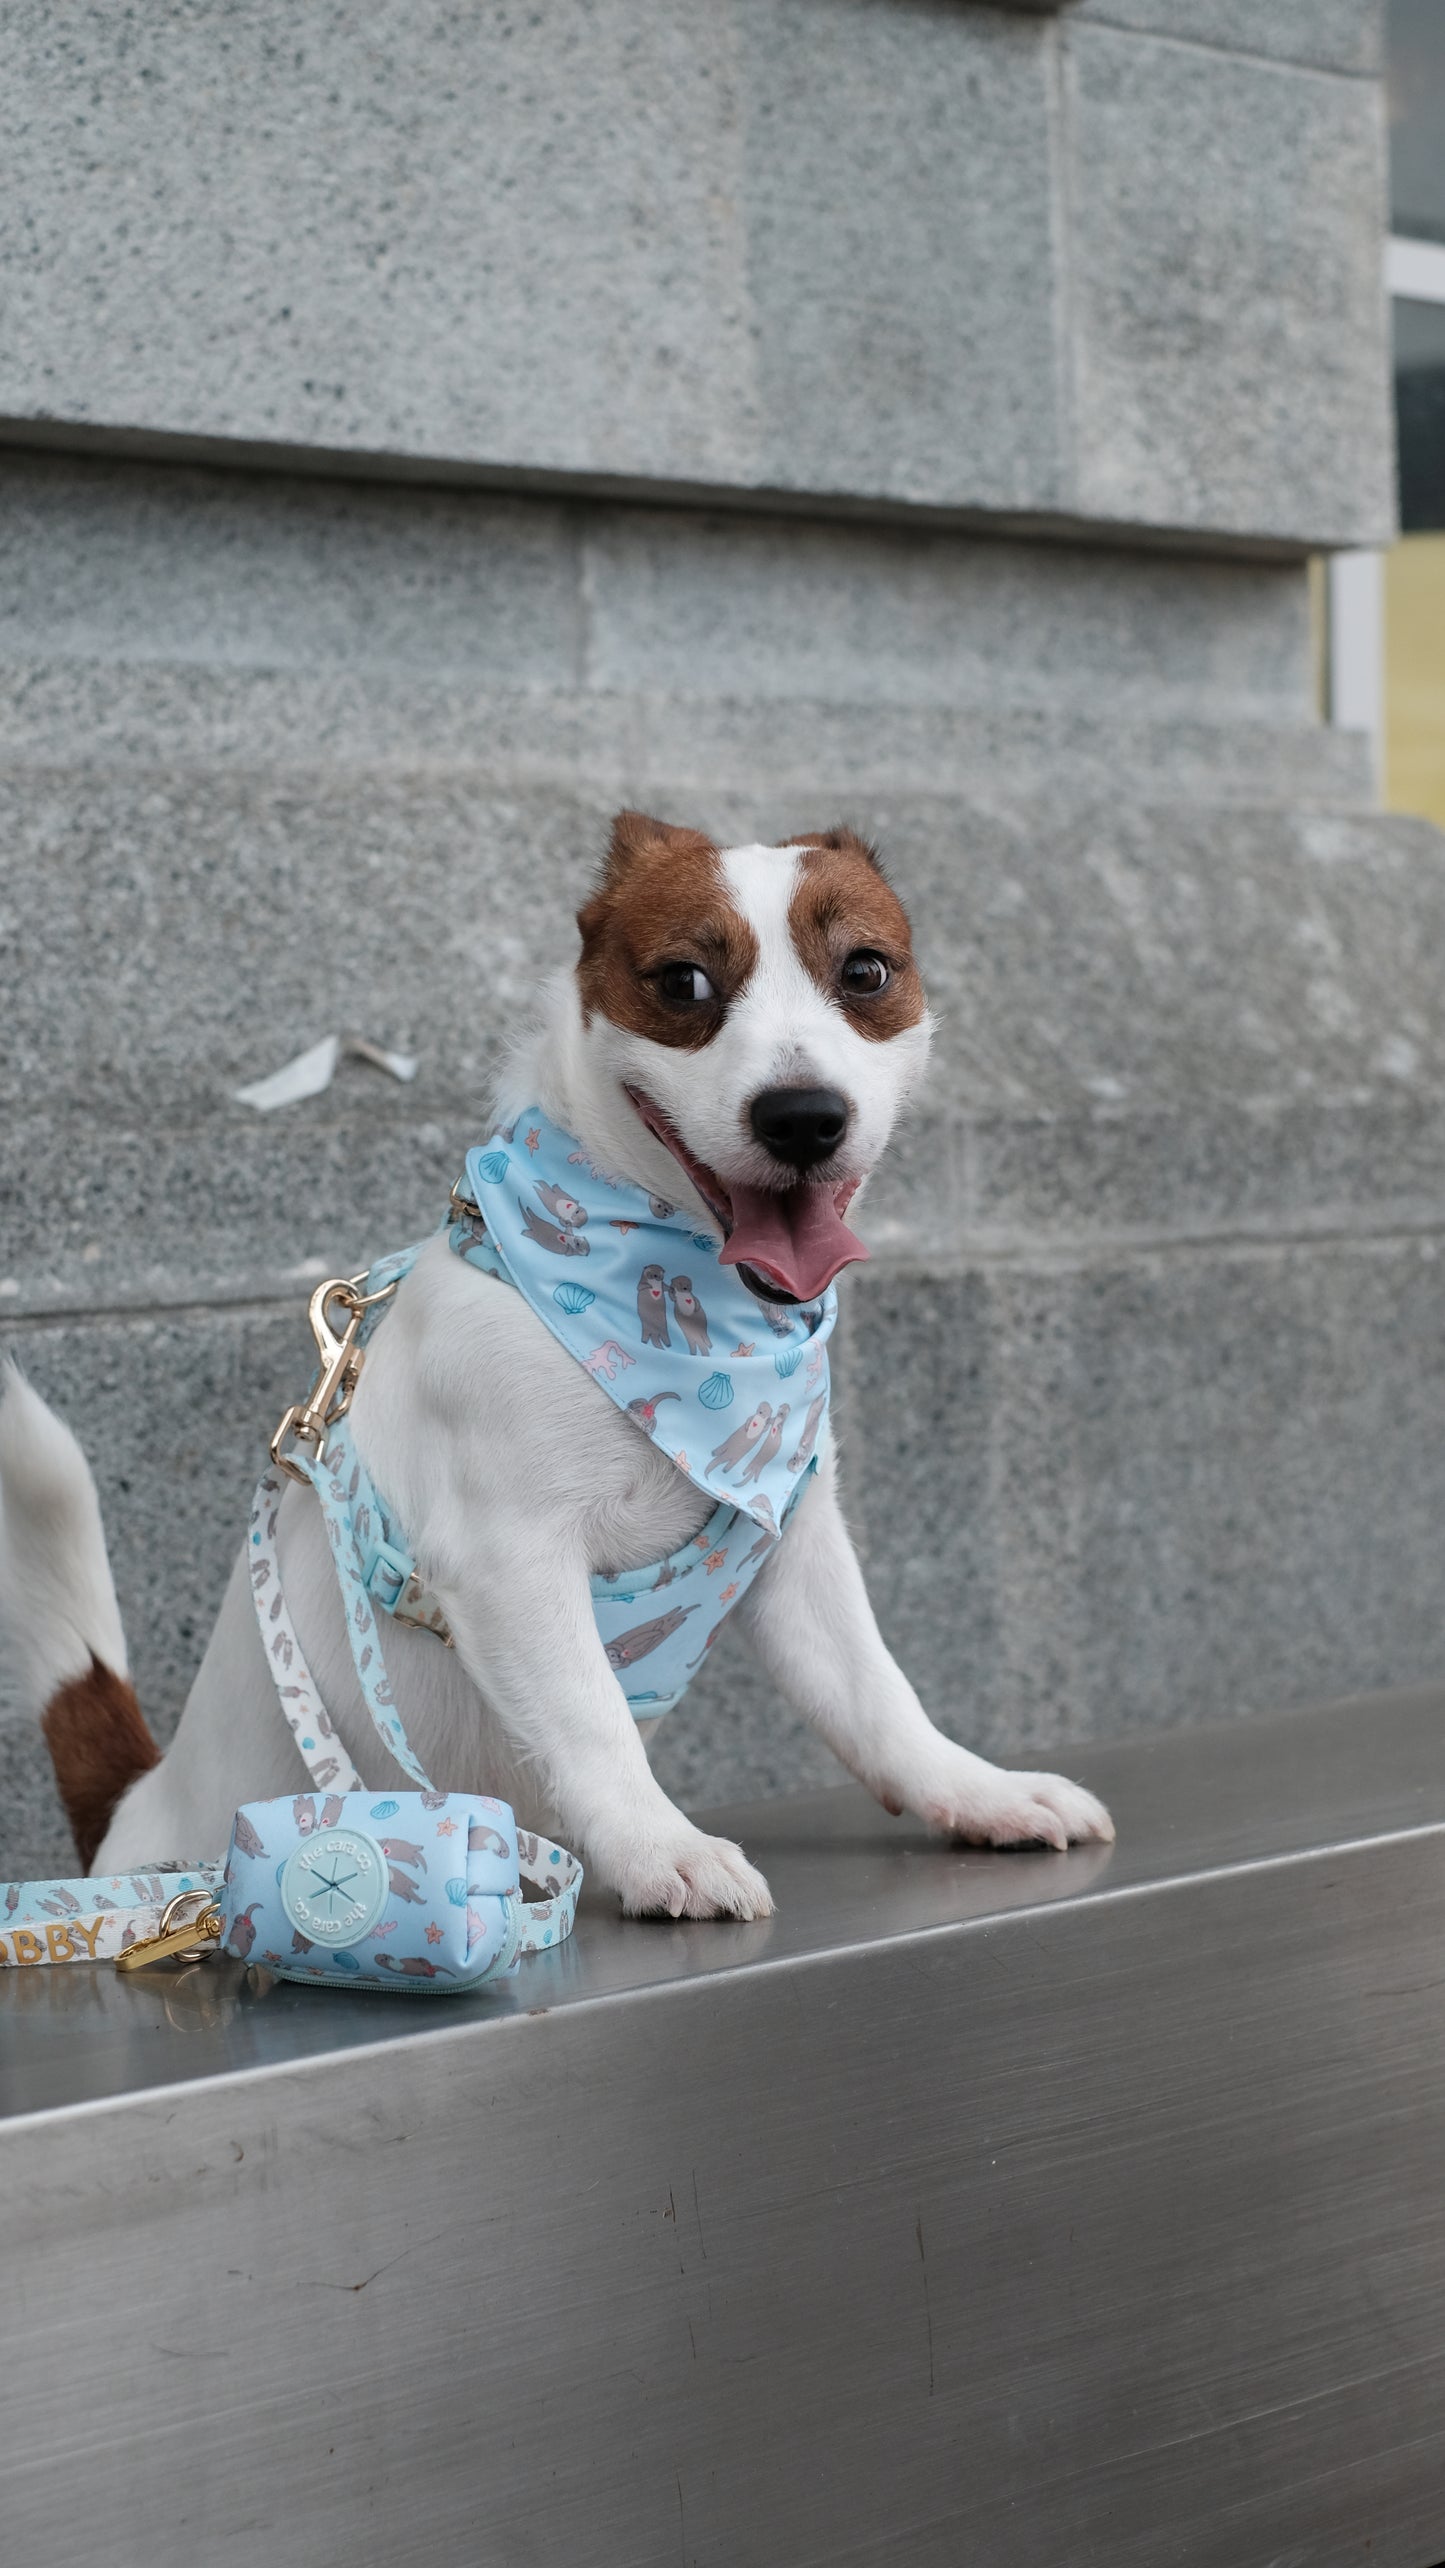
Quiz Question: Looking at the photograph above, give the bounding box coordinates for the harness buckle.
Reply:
[269,1271,398,1484]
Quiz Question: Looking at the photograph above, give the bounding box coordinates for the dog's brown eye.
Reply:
[656,962,718,1006]
[841,950,890,997]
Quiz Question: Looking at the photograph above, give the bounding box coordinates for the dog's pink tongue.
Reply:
[719,1182,869,1300]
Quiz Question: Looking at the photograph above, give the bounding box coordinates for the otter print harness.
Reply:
[247,1106,833,1758]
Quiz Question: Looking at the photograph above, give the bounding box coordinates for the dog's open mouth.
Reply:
[625,1087,869,1302]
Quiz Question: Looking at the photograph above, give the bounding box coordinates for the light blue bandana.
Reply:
[457,1106,835,1536]
[435,1103,836,1712]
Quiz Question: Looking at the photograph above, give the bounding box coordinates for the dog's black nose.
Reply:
[750,1086,850,1172]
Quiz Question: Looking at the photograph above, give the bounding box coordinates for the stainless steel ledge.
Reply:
[2,1689,1444,2567]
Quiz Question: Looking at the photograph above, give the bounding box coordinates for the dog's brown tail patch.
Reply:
[41,1656,159,1869]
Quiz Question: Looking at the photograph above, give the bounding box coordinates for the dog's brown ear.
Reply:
[606,810,718,877]
[609,810,677,871]
[786,825,886,874]
[576,811,719,944]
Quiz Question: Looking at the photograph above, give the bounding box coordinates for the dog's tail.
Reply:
[0,1364,159,1866]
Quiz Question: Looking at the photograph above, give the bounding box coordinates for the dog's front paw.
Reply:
[918,1755,1114,1852]
[608,1821,775,1922]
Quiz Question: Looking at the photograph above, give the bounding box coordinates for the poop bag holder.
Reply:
[212,1789,581,1993]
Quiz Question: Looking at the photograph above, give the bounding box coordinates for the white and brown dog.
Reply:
[0,814,1112,1915]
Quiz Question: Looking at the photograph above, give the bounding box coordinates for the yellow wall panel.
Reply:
[1385,532,1445,828]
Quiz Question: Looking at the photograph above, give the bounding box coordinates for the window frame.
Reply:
[1327,235,1445,786]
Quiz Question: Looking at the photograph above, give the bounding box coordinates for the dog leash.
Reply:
[250,1257,584,1962]
[0,1861,226,1969]
[2,1247,582,1973]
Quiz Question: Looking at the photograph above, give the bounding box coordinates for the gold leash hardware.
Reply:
[269,1270,398,1485]
[449,1175,480,1220]
[115,1890,224,1972]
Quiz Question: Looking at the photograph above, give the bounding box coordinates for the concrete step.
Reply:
[2,1691,1442,2568]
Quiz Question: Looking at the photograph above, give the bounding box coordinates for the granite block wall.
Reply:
[0,1,1393,544]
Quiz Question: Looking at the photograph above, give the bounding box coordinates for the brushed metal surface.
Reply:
[2,1691,1443,2566]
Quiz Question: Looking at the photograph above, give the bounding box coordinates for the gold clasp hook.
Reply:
[270,1271,398,1484]
[115,1889,223,1972]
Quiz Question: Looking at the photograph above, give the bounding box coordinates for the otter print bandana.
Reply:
[454,1105,835,1538]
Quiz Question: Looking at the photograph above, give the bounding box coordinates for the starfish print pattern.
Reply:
[525,1127,541,1153]
[434,1817,458,1837]
[425,1921,444,1945]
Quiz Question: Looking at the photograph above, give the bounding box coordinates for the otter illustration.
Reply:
[648,1193,675,1220]
[387,1865,427,1905]
[788,1391,827,1474]
[667,1276,712,1355]
[373,1951,449,1980]
[230,1811,267,1860]
[604,1602,699,1669]
[468,1822,511,1857]
[637,1264,671,1347]
[420,1789,449,1810]
[318,1794,346,1829]
[519,1196,590,1258]
[378,1837,426,1871]
[292,1795,316,1836]
[737,1405,790,1485]
[741,1523,779,1569]
[291,1927,314,1955]
[451,1208,488,1256]
[625,1390,681,1438]
[227,1903,262,1961]
[739,1276,796,1338]
[707,1401,772,1479]
[534,1179,589,1229]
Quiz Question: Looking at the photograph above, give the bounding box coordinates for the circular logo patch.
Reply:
[280,1827,390,1947]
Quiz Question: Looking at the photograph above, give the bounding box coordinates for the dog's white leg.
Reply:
[433,1538,774,1918]
[96,1543,317,1867]
[737,1455,1113,1849]
[351,1238,773,1920]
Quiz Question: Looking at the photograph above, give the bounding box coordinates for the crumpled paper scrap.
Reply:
[233,1034,418,1113]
